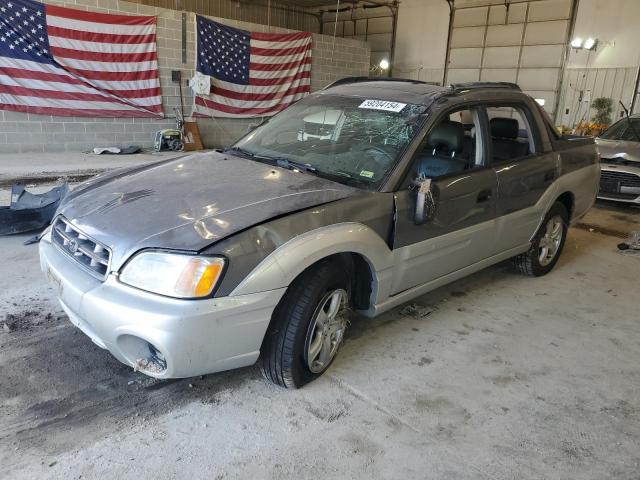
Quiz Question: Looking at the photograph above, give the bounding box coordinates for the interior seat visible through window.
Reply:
[490,117,530,161]
[415,120,468,177]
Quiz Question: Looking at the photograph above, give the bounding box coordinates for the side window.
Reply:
[486,105,536,162]
[410,107,484,179]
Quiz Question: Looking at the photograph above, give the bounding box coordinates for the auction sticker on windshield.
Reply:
[359,99,406,112]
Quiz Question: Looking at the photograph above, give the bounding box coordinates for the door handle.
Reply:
[477,189,492,203]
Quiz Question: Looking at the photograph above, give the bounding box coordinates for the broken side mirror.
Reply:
[413,177,438,224]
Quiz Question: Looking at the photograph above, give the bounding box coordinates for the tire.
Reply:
[513,202,569,277]
[260,260,350,389]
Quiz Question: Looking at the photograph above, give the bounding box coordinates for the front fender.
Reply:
[230,222,394,303]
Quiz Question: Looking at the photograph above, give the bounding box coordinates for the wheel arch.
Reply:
[556,191,575,221]
[230,222,394,308]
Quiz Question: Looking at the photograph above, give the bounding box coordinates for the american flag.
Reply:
[194,16,312,118]
[0,0,162,117]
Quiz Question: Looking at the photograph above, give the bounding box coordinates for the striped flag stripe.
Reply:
[47,26,157,45]
[53,56,158,73]
[251,31,311,42]
[45,4,156,25]
[250,44,311,57]
[61,65,160,81]
[48,36,157,54]
[0,73,161,98]
[203,90,306,109]
[49,46,157,63]
[0,102,159,117]
[250,38,311,50]
[248,70,311,87]
[46,14,155,36]
[0,56,158,89]
[0,65,160,93]
[0,83,161,106]
[195,95,296,116]
[250,51,310,65]
[249,63,311,80]
[249,57,311,72]
[0,93,162,112]
[210,84,309,102]
[213,75,309,93]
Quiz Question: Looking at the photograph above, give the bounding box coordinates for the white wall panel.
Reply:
[481,69,518,83]
[487,5,506,25]
[447,68,480,83]
[528,0,572,21]
[507,3,527,23]
[451,26,486,48]
[446,1,574,116]
[520,45,565,68]
[453,7,488,27]
[483,47,520,68]
[524,21,568,45]
[518,68,560,90]
[485,24,524,46]
[450,48,484,68]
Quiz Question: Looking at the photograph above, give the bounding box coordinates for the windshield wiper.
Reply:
[224,147,317,173]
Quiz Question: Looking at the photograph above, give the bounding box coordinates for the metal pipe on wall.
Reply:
[442,0,454,86]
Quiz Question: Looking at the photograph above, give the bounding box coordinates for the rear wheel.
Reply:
[514,202,568,276]
[260,261,350,388]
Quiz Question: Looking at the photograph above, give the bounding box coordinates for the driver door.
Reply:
[390,106,498,295]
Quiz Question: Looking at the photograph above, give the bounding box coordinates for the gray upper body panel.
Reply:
[57,151,359,271]
[206,192,394,296]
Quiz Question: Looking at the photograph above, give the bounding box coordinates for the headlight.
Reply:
[119,251,225,298]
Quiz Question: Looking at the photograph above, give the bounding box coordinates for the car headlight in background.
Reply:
[119,251,225,298]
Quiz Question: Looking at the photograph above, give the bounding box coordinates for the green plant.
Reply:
[591,97,613,126]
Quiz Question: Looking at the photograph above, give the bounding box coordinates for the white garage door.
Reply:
[446,0,575,117]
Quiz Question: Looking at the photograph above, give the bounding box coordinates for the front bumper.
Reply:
[39,233,286,378]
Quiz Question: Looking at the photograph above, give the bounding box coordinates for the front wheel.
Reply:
[260,261,350,388]
[513,202,568,276]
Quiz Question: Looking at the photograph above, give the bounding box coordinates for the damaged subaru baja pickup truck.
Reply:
[40,79,599,388]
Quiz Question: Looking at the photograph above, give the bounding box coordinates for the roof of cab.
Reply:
[320,79,444,105]
[319,77,523,106]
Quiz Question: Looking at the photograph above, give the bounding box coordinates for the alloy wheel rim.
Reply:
[305,289,348,374]
[538,215,564,266]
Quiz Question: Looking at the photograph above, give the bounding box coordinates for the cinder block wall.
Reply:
[0,0,370,154]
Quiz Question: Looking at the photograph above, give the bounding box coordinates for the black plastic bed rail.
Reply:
[449,82,522,92]
[324,76,433,89]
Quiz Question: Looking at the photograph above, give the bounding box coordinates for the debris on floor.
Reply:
[0,183,68,236]
[617,231,640,257]
[399,303,437,319]
[93,146,141,155]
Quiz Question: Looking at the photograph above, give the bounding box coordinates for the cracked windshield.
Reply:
[230,94,427,188]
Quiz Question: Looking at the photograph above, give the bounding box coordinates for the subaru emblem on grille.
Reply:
[68,239,79,254]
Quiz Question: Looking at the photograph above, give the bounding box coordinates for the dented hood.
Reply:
[59,151,358,270]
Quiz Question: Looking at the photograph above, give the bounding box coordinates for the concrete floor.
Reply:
[0,201,639,479]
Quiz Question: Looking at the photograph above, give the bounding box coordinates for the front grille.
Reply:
[599,170,640,200]
[51,216,111,280]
